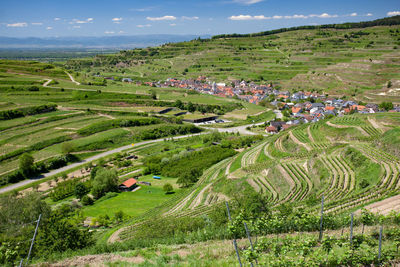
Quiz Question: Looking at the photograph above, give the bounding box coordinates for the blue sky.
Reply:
[0,0,399,37]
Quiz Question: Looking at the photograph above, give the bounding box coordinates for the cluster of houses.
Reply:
[140,76,400,134]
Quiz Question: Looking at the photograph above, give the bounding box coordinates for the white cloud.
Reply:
[70,18,94,24]
[366,13,373,16]
[232,0,264,5]
[104,31,115,34]
[181,16,199,20]
[137,24,151,28]
[273,15,283,19]
[387,11,400,16]
[46,27,53,30]
[229,15,254,20]
[314,13,338,18]
[31,22,43,26]
[146,15,176,21]
[118,30,125,34]
[170,23,177,26]
[7,22,27,27]
[73,25,81,29]
[112,17,123,24]
[54,18,61,21]
[350,12,357,17]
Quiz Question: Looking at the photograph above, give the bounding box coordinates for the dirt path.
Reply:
[189,184,212,210]
[367,117,387,132]
[289,131,312,151]
[326,122,368,136]
[99,113,115,119]
[261,169,278,200]
[326,121,350,128]
[277,165,296,203]
[307,126,315,143]
[65,71,81,85]
[225,156,236,176]
[247,177,261,192]
[362,194,400,215]
[43,79,52,87]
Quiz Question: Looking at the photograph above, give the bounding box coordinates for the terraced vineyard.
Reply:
[115,113,400,241]
[115,113,399,243]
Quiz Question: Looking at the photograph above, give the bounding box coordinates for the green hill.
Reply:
[65,16,400,101]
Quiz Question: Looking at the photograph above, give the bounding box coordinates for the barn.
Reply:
[119,178,138,191]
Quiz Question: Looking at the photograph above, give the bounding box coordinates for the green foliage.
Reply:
[91,168,118,199]
[137,124,202,141]
[163,183,173,194]
[36,212,93,255]
[0,104,57,120]
[81,195,94,206]
[212,16,400,39]
[61,142,75,155]
[77,117,160,136]
[144,146,236,187]
[379,101,394,111]
[74,182,89,199]
[19,153,34,177]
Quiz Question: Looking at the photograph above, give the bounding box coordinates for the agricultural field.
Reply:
[1,18,400,267]
[65,24,400,102]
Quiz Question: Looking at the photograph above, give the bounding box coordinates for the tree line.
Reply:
[212,15,400,39]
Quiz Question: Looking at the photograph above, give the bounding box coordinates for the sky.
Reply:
[0,0,399,37]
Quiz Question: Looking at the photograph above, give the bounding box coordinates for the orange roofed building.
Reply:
[119,178,138,191]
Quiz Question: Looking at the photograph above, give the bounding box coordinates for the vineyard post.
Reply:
[319,194,324,242]
[378,225,383,262]
[244,222,258,266]
[26,214,41,265]
[350,213,354,247]
[226,202,242,267]
[18,259,23,267]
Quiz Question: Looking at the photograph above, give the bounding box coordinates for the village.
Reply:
[144,76,400,134]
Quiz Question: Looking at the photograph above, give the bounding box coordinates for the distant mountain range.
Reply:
[0,35,209,49]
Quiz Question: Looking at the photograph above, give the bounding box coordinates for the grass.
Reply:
[82,175,181,218]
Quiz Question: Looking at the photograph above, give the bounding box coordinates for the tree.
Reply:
[187,101,195,112]
[19,153,34,177]
[114,210,125,223]
[36,212,93,254]
[91,168,118,199]
[81,195,94,205]
[163,183,173,194]
[379,101,394,111]
[61,142,75,155]
[74,183,88,199]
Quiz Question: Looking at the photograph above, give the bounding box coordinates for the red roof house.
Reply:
[119,178,138,191]
[266,125,278,134]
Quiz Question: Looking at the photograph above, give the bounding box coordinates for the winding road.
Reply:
[0,121,269,194]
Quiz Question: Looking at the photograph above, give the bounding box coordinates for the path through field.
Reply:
[65,71,81,85]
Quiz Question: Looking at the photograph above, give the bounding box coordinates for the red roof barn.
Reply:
[119,178,138,191]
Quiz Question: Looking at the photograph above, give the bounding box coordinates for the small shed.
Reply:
[119,178,137,191]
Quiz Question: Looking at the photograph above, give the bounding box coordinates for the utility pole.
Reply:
[319,194,324,242]
[26,214,41,264]
[226,202,242,267]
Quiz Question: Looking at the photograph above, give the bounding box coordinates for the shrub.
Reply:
[81,195,94,206]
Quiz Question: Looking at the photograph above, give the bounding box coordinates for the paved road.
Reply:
[0,133,206,194]
[0,121,272,194]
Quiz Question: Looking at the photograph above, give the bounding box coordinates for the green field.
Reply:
[83,175,180,218]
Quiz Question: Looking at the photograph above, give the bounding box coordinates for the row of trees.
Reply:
[0,104,57,120]
[212,16,400,39]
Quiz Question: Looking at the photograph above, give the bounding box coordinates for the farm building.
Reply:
[119,178,138,191]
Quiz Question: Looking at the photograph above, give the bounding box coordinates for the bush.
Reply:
[163,183,173,194]
[81,195,94,206]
